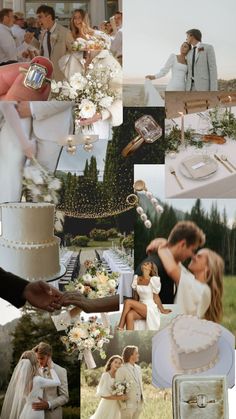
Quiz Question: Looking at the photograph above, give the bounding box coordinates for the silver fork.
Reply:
[169,166,184,190]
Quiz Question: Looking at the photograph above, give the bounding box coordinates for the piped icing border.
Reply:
[170,314,221,354]
[171,347,219,374]
[0,236,60,249]
[0,203,55,209]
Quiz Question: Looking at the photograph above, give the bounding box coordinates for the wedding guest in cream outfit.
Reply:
[36,5,74,81]
[185,28,218,91]
[115,346,144,419]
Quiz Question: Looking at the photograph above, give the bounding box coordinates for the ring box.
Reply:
[172,375,228,419]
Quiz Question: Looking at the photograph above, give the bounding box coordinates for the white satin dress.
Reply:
[132,275,162,330]
[90,372,121,419]
[19,369,61,419]
[155,53,188,91]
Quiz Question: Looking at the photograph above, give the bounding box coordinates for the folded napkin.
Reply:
[182,155,217,179]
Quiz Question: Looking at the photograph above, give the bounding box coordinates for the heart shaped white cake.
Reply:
[170,315,221,373]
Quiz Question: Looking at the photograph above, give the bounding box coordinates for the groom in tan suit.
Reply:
[36,5,74,81]
[116,346,144,419]
[33,342,69,419]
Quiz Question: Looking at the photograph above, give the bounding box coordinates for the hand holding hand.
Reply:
[145,75,155,80]
[119,394,128,401]
[23,281,63,312]
[160,307,172,315]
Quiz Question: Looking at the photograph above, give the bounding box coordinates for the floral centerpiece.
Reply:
[23,158,61,204]
[111,379,131,396]
[61,316,113,366]
[209,107,236,139]
[65,259,120,298]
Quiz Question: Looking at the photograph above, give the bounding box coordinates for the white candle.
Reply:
[228,96,232,114]
[178,112,184,143]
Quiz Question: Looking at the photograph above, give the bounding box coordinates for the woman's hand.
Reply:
[146,75,155,80]
[160,307,172,315]
[146,238,168,254]
[119,394,128,401]
[78,113,102,126]
[23,141,36,159]
[47,356,53,369]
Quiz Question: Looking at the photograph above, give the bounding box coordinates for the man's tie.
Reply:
[192,46,197,79]
[47,30,51,57]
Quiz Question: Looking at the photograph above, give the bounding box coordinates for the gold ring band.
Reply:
[122,135,144,157]
[126,194,139,206]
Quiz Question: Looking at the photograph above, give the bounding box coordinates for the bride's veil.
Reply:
[1,359,32,419]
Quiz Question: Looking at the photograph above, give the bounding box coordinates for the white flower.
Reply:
[99,96,114,108]
[84,337,95,349]
[70,73,87,91]
[88,63,94,69]
[76,283,85,293]
[30,170,44,185]
[48,178,61,190]
[43,194,53,202]
[51,80,62,93]
[83,274,93,284]
[108,279,116,289]
[91,329,100,338]
[69,326,88,342]
[79,99,96,119]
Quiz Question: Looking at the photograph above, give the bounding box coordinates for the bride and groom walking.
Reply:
[91,346,143,419]
[146,28,218,92]
[1,342,68,419]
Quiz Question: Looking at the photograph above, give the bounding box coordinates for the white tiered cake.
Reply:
[170,315,221,373]
[0,203,61,281]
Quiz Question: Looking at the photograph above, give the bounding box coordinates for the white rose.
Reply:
[79,99,96,119]
[31,170,44,185]
[108,279,116,289]
[48,178,61,190]
[70,73,87,90]
[51,80,62,93]
[84,337,95,349]
[99,96,114,109]
[83,273,93,284]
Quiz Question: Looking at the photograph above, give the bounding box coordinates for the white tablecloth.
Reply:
[103,250,133,303]
[165,109,236,198]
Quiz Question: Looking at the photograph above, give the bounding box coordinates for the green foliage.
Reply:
[71,235,90,247]
[62,407,80,419]
[165,126,203,153]
[89,228,108,241]
[106,228,118,238]
[122,233,134,249]
[209,107,236,138]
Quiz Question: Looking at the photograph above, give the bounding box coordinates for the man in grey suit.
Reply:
[33,342,69,419]
[185,28,218,91]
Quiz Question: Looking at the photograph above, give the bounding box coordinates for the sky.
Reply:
[124,0,236,82]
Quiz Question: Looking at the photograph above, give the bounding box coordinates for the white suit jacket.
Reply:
[115,363,144,410]
[30,101,73,143]
[44,362,69,419]
[186,43,218,91]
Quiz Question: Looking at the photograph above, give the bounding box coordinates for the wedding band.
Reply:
[126,194,139,206]
[187,394,215,408]
[121,135,144,157]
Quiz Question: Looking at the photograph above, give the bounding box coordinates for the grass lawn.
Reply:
[69,237,121,250]
[222,276,236,339]
[81,383,172,419]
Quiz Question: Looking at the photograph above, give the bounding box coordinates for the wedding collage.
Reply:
[0,0,235,418]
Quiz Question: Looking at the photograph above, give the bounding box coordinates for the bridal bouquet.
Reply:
[51,64,118,119]
[61,316,113,363]
[23,158,61,204]
[65,259,119,298]
[72,34,110,51]
[111,380,131,396]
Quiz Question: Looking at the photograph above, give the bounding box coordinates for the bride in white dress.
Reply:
[90,355,127,419]
[157,245,224,322]
[146,42,191,91]
[1,350,60,419]
[0,102,35,203]
[117,261,171,331]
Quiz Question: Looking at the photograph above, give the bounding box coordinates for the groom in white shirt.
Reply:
[33,342,68,419]
[116,346,144,419]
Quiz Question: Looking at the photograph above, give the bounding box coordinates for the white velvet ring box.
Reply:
[172,375,228,419]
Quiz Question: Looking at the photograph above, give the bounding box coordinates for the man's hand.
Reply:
[60,292,119,313]
[32,398,49,411]
[60,291,87,309]
[145,75,155,80]
[24,32,34,44]
[146,238,168,254]
[23,281,63,312]
[79,113,102,126]
[16,101,32,118]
